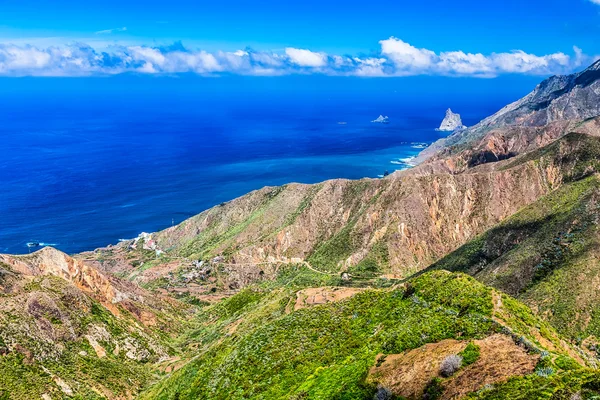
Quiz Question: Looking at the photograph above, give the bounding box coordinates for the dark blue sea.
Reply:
[0,75,533,254]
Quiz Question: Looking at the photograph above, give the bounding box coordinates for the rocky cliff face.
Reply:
[79,61,600,297]
[419,59,600,163]
[437,108,466,131]
[1,247,184,323]
[415,117,600,174]
[84,126,600,300]
[429,150,600,352]
[0,248,190,399]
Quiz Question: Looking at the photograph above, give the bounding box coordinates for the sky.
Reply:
[0,0,599,78]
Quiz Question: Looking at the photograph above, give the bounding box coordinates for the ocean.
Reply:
[0,76,526,254]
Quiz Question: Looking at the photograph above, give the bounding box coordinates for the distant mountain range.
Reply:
[3,59,600,399]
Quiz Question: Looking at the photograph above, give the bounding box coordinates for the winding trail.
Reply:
[216,260,337,276]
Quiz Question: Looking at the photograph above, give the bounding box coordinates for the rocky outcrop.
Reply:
[372,115,390,124]
[419,59,600,163]
[414,117,600,174]
[437,108,466,131]
[0,247,187,327]
[367,335,539,400]
[0,247,191,399]
[1,247,128,312]
[115,131,597,282]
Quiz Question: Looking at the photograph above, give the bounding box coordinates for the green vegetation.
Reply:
[175,186,288,259]
[0,273,186,400]
[459,342,481,367]
[428,171,600,348]
[139,271,581,399]
[308,183,384,273]
[308,223,356,272]
[347,241,390,279]
[501,132,600,180]
[468,370,600,399]
[430,174,598,281]
[281,184,323,228]
[424,377,445,400]
[432,175,600,341]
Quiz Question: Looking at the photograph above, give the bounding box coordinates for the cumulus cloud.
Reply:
[379,37,584,77]
[285,48,327,67]
[0,37,594,77]
[380,38,436,71]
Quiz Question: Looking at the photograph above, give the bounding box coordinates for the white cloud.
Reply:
[95,27,127,35]
[285,48,327,67]
[589,0,600,4]
[0,38,594,78]
[376,37,585,77]
[437,51,492,75]
[380,37,436,70]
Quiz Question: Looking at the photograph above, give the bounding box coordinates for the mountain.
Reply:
[429,134,600,346]
[139,271,598,399]
[417,60,600,167]
[82,61,600,292]
[0,247,191,399]
[5,60,600,399]
[83,119,600,298]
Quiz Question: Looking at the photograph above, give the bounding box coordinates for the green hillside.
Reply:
[140,270,595,399]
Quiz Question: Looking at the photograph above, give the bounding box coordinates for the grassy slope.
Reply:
[0,269,190,400]
[139,269,593,400]
[8,129,600,398]
[430,172,600,342]
[425,134,600,370]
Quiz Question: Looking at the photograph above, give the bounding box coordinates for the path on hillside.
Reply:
[216,259,337,276]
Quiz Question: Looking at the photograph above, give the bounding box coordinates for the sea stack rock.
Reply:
[372,115,390,124]
[437,109,466,131]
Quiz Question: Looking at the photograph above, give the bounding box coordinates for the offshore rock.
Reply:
[437,108,466,131]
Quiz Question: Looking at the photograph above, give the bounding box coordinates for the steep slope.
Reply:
[76,61,600,299]
[418,59,600,164]
[0,247,191,399]
[429,135,600,352]
[3,62,600,400]
[81,125,600,301]
[139,271,596,400]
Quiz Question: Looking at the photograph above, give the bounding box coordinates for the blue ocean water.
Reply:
[0,77,525,254]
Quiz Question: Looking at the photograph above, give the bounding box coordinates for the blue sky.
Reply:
[0,0,599,77]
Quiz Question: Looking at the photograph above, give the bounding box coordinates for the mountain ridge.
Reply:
[416,59,600,165]
[5,60,600,399]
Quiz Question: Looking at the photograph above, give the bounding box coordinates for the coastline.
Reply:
[2,136,441,256]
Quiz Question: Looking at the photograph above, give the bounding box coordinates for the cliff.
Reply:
[6,60,600,399]
[418,59,600,164]
[0,248,191,399]
[437,108,466,131]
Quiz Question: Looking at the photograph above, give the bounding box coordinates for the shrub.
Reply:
[373,385,393,400]
[554,355,581,371]
[423,377,444,400]
[440,355,463,377]
[459,342,481,366]
[536,367,554,377]
[375,355,387,367]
